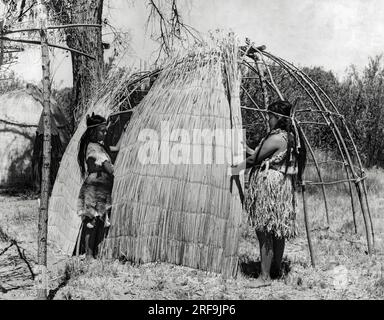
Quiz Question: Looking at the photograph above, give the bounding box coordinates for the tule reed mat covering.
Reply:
[101,35,244,278]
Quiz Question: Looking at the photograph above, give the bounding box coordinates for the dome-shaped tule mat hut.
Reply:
[48,34,374,278]
[29,85,72,192]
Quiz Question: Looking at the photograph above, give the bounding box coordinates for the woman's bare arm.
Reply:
[110,127,126,152]
[110,136,122,152]
[231,135,286,174]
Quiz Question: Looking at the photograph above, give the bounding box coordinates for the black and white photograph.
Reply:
[0,0,383,304]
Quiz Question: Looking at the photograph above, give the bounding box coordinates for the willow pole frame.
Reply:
[238,40,373,258]
[275,55,372,253]
[274,56,373,253]
[263,52,360,235]
[270,56,355,229]
[240,53,331,227]
[294,67,375,247]
[276,51,372,253]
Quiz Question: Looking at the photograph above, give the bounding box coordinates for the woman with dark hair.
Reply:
[232,100,307,287]
[76,113,114,258]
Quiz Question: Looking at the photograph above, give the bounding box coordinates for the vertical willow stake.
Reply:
[36,7,51,300]
[302,182,316,267]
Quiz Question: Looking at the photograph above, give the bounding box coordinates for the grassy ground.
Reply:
[1,167,384,300]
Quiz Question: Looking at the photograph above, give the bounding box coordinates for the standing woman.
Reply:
[76,113,114,258]
[232,100,307,287]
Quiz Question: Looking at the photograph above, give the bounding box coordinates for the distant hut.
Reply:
[27,85,72,192]
[0,90,40,187]
[0,87,71,189]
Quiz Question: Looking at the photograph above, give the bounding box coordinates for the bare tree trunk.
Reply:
[50,0,104,126]
[37,13,51,301]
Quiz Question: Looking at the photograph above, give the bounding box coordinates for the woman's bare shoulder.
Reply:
[265,132,287,147]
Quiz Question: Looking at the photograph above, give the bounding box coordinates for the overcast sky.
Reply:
[7,0,384,89]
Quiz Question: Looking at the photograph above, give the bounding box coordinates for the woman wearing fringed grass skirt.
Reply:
[231,100,307,287]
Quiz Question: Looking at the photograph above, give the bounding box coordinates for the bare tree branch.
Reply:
[146,0,201,63]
